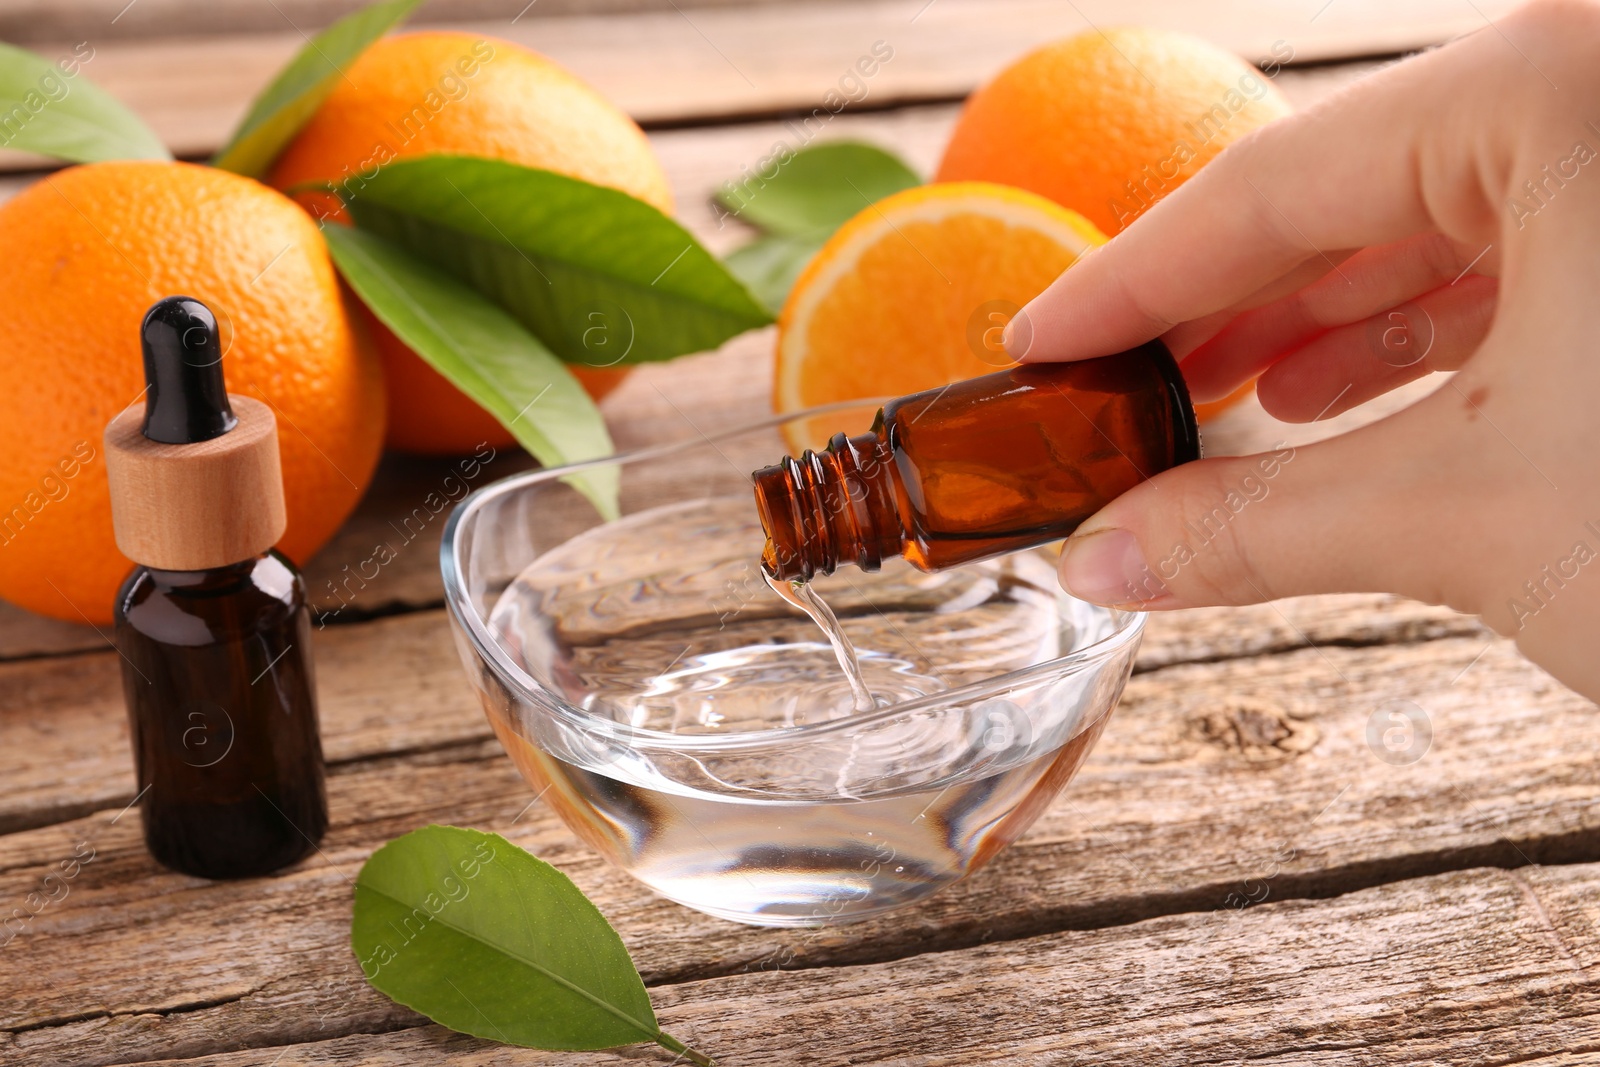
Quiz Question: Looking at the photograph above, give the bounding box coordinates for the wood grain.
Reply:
[115,861,1596,1066]
[0,609,485,835]
[0,0,1509,170]
[10,838,1600,1063]
[103,397,287,571]
[0,585,1483,837]
[5,632,1596,1065]
[0,0,795,45]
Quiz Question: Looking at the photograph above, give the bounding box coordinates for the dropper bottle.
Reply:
[105,296,327,879]
[753,341,1201,581]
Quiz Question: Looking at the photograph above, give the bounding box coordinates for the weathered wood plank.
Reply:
[1,0,795,45]
[0,58,1370,216]
[0,587,1483,835]
[4,633,1594,1065]
[0,608,486,835]
[21,861,1600,1066]
[0,0,1510,170]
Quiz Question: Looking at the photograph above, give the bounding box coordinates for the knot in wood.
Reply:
[1193,699,1318,763]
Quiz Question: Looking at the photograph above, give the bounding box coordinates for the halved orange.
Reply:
[775,182,1105,450]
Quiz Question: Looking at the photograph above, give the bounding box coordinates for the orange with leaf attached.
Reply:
[271,31,674,454]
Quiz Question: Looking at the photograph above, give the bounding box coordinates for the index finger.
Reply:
[1007,29,1502,364]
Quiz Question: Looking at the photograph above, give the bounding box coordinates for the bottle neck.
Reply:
[752,430,901,581]
[141,554,265,595]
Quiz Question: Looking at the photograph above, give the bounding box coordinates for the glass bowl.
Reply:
[440,404,1145,927]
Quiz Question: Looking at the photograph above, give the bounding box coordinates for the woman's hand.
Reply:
[1008,0,1600,698]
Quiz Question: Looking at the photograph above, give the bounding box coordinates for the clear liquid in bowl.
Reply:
[485,497,1121,925]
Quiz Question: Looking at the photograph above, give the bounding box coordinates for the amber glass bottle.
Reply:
[116,552,325,877]
[106,297,327,879]
[753,341,1200,581]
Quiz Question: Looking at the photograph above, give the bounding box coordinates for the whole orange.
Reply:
[938,29,1291,236]
[0,161,384,625]
[270,31,673,455]
[938,29,1291,420]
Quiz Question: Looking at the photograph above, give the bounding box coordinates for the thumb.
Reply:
[1054,415,1460,610]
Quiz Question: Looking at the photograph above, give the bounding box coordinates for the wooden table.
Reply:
[6,2,1599,1064]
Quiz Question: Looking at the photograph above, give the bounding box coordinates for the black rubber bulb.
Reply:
[140,296,237,445]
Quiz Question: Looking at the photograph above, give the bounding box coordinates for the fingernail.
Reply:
[1059,528,1166,605]
[1003,306,1034,360]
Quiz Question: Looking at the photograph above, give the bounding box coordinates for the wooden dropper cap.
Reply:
[104,297,288,572]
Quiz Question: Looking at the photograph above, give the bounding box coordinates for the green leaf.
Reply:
[715,140,920,236]
[717,142,922,311]
[353,826,709,1062]
[0,42,169,163]
[211,0,421,177]
[725,230,828,314]
[322,224,619,519]
[343,154,773,364]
